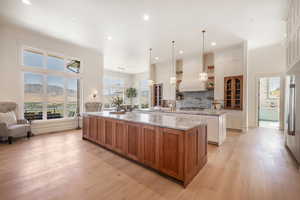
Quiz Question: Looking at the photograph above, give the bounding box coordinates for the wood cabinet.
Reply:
[114,120,127,154]
[158,128,184,179]
[97,118,104,144]
[141,125,159,169]
[224,75,243,110]
[82,115,207,187]
[103,119,115,149]
[89,117,98,142]
[126,123,142,161]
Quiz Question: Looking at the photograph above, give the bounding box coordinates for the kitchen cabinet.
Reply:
[82,114,207,187]
[196,114,226,145]
[224,75,243,110]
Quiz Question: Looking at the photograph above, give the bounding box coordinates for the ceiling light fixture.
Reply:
[170,41,176,86]
[155,57,159,60]
[106,36,112,40]
[199,30,208,82]
[179,50,184,54]
[22,0,32,5]
[211,42,217,46]
[148,48,155,86]
[143,14,149,21]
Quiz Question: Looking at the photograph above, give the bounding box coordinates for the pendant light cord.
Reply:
[202,30,206,72]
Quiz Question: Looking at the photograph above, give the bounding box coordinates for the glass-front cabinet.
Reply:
[224,75,243,110]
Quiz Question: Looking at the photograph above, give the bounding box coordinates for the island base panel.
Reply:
[82,115,207,187]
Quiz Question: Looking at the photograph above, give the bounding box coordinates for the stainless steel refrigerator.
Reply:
[286,75,300,164]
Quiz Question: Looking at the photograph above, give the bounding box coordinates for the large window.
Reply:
[22,47,80,120]
[24,73,44,120]
[103,77,126,107]
[139,79,149,108]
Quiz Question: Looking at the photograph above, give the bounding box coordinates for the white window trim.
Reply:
[21,45,82,121]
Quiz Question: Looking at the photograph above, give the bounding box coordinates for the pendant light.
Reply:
[199,30,208,82]
[170,41,176,85]
[148,48,155,86]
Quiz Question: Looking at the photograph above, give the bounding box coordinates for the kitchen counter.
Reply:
[84,111,207,131]
[135,108,226,116]
[134,108,226,146]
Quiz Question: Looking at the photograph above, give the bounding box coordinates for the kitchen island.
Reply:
[135,109,226,146]
[82,111,207,187]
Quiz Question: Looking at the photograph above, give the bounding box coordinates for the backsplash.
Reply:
[176,90,214,109]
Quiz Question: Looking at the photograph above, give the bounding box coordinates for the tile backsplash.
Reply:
[176,90,214,109]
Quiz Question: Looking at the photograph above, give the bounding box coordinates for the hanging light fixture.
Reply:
[148,48,155,86]
[199,30,208,82]
[170,41,176,85]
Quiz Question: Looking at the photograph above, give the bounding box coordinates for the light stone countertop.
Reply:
[84,111,207,131]
[135,108,226,116]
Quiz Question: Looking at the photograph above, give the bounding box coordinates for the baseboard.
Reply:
[227,128,243,132]
[31,118,82,135]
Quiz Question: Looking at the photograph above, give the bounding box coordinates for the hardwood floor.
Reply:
[1,128,300,200]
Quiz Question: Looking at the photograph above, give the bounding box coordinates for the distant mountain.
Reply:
[25,84,76,95]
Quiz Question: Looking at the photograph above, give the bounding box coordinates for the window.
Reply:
[47,76,64,119]
[67,79,78,117]
[47,55,65,71]
[103,77,125,107]
[23,50,44,68]
[22,47,81,121]
[24,73,44,120]
[139,79,149,108]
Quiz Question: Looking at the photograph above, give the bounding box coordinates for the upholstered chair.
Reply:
[85,102,102,112]
[0,102,31,144]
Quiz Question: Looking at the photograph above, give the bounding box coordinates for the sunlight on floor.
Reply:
[259,120,280,129]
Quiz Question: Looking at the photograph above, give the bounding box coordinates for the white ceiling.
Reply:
[0,0,287,73]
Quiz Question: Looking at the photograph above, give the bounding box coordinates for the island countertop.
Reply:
[84,111,207,131]
[135,108,226,116]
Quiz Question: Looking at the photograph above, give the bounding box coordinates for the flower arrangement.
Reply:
[111,96,123,111]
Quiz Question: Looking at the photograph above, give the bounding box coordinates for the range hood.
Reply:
[179,56,207,92]
[179,30,207,92]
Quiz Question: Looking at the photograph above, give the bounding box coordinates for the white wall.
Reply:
[155,61,175,100]
[104,69,133,88]
[247,43,286,128]
[214,43,247,130]
[0,24,103,134]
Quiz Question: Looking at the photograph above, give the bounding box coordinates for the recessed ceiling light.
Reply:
[179,50,184,54]
[143,14,149,21]
[106,36,112,40]
[155,57,159,60]
[211,42,217,46]
[22,0,32,5]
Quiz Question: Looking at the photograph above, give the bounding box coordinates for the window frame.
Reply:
[21,46,82,121]
[103,76,126,106]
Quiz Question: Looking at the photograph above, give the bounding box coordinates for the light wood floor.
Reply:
[1,128,300,200]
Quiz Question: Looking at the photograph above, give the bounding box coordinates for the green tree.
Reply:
[125,88,137,106]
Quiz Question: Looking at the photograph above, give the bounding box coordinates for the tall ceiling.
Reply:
[0,0,287,73]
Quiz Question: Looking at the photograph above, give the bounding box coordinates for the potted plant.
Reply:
[111,96,123,112]
[125,88,137,106]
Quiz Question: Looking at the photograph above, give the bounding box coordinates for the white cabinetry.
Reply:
[198,114,227,146]
[287,0,300,71]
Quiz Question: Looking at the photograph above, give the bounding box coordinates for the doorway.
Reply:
[258,77,281,129]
